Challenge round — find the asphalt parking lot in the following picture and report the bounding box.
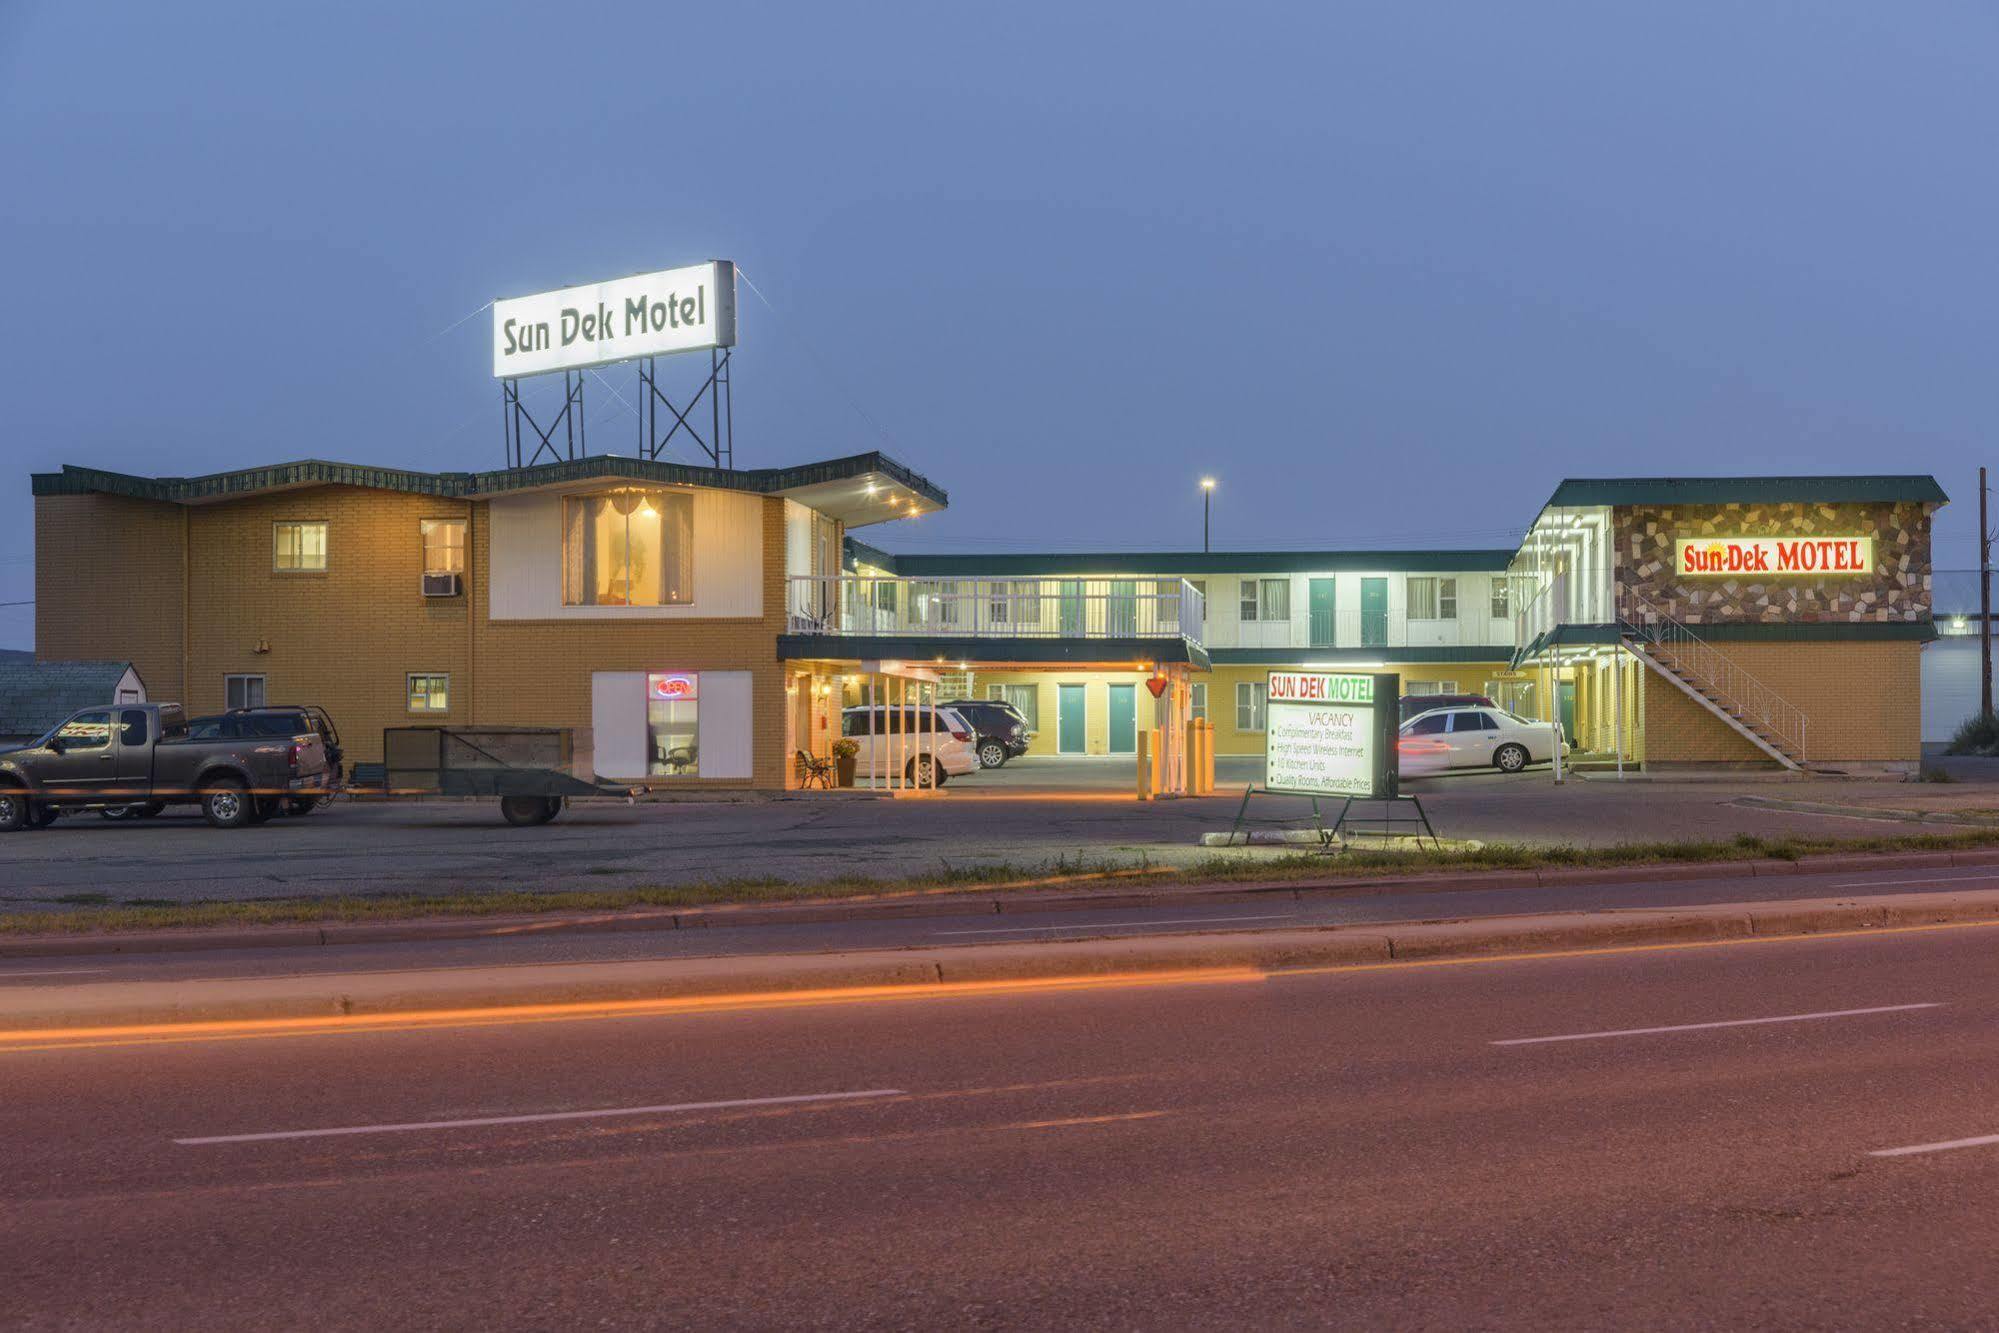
[0,763,1954,912]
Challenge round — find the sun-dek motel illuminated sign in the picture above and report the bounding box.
[1675,536,1874,577]
[493,261,737,378]
[1264,671,1399,800]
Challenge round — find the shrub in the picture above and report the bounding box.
[1946,712,1999,756]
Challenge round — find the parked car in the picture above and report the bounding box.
[182,705,345,814]
[1398,692,1497,724]
[1397,706,1567,776]
[0,703,333,831]
[840,705,980,786]
[940,699,1032,769]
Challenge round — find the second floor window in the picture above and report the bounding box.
[421,518,466,575]
[1240,579,1289,622]
[1490,579,1510,619]
[1187,579,1207,624]
[1408,576,1458,620]
[274,521,328,572]
[561,489,693,607]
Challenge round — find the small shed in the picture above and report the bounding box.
[0,660,148,744]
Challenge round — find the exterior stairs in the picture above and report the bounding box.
[1620,591,1808,771]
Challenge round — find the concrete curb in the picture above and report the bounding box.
[9,845,1999,961]
[9,888,1999,1032]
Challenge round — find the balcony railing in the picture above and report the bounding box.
[787,576,1206,645]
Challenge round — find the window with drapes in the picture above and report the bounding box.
[561,489,694,606]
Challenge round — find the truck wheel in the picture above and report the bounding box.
[0,789,25,833]
[500,795,559,827]
[202,780,256,829]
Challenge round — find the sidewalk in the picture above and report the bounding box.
[8,886,1999,1035]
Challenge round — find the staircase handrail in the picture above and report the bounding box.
[1619,588,1809,764]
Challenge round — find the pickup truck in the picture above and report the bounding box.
[0,703,333,831]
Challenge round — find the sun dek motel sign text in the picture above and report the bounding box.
[492,261,737,378]
[1264,670,1399,800]
[1676,536,1874,577]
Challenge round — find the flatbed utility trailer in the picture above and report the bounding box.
[359,726,640,825]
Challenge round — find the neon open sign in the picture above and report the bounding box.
[647,673,698,701]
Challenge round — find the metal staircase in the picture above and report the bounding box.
[1619,590,1809,770]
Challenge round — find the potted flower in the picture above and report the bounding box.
[831,737,859,787]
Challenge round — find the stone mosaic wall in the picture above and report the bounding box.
[1615,501,1934,624]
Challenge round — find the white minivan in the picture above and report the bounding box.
[840,705,981,787]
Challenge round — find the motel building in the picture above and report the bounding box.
[30,456,1944,793]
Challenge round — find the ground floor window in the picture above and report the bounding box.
[647,672,700,776]
[225,674,266,710]
[407,673,450,713]
[1405,679,1458,696]
[988,683,1039,733]
[1191,682,1207,721]
[1235,681,1266,732]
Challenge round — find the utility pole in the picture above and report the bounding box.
[1983,466,1993,718]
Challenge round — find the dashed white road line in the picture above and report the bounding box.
[933,914,1296,937]
[1492,1002,1942,1046]
[1871,1132,1999,1159]
[174,1088,906,1146]
[1829,873,1999,889]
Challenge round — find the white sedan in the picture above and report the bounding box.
[1397,706,1568,776]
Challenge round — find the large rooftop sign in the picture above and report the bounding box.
[1676,536,1874,577]
[492,261,737,378]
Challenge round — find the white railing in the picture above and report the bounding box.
[1620,588,1809,764]
[787,575,1206,645]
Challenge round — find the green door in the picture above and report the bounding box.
[1556,680,1577,748]
[1059,581,1087,637]
[1057,684,1087,754]
[1309,578,1337,648]
[1361,577,1388,648]
[1107,683,1137,754]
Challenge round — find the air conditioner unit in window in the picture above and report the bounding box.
[421,572,463,597]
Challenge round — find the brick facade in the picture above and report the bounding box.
[34,483,807,786]
[1616,501,1933,625]
[1640,639,1922,766]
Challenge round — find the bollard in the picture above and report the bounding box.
[1136,729,1153,801]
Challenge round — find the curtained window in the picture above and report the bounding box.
[562,489,693,606]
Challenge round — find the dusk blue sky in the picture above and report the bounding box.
[4,2,1995,649]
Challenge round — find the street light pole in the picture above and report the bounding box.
[1200,477,1215,553]
[1983,466,1992,718]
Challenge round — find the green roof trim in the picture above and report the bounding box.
[777,635,1209,670]
[843,541,1513,577]
[1539,475,1948,512]
[32,451,948,510]
[1207,647,1514,666]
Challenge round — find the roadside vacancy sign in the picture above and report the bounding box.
[1264,671,1399,799]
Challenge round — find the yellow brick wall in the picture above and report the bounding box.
[38,484,799,785]
[35,493,188,700]
[971,670,1157,756]
[184,487,473,752]
[1641,639,1922,765]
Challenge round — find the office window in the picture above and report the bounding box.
[1191,682,1207,721]
[1490,579,1510,620]
[1235,680,1267,732]
[560,489,693,606]
[407,673,450,714]
[273,521,328,572]
[225,674,266,710]
[421,518,467,575]
[1405,680,1458,696]
[1241,579,1288,622]
[987,683,1039,732]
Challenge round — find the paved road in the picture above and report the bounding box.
[10,922,1999,1326]
[0,769,1947,911]
[6,856,1999,987]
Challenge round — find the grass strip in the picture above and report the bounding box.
[9,828,1999,936]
